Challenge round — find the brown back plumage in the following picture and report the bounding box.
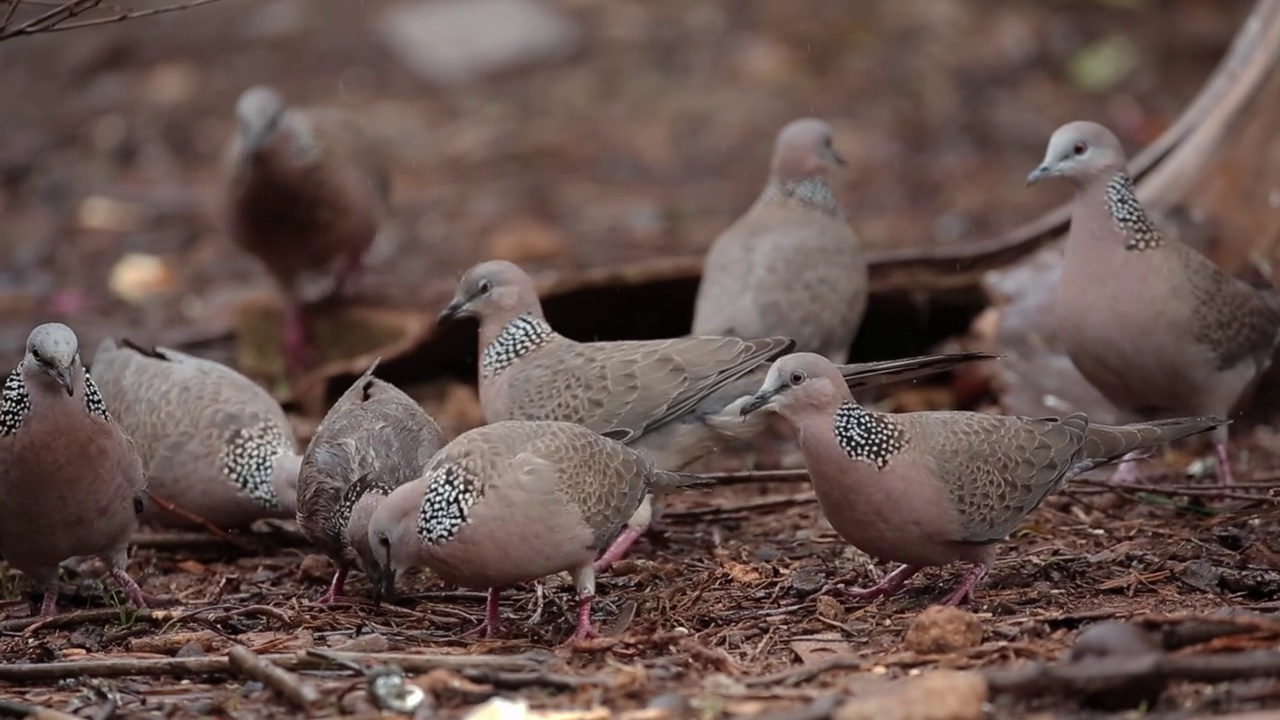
[296,360,445,561]
[225,86,389,304]
[91,337,300,528]
[692,118,867,363]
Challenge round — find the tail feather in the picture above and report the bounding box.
[119,337,169,361]
[1081,415,1229,468]
[838,352,998,391]
[650,470,715,493]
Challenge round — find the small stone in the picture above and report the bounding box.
[297,554,332,582]
[834,670,988,720]
[377,0,581,86]
[755,545,780,562]
[1067,621,1165,710]
[814,595,844,622]
[903,605,983,654]
[109,253,177,305]
[175,641,206,658]
[789,566,827,597]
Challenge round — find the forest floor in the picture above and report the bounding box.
[2,0,1279,718]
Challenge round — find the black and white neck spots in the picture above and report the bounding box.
[1104,174,1163,252]
[0,366,29,437]
[221,422,294,509]
[763,177,843,218]
[335,474,393,549]
[83,372,111,422]
[481,314,554,378]
[832,401,906,470]
[417,463,483,545]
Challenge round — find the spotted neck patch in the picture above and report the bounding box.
[481,313,554,378]
[832,401,906,470]
[220,422,294,509]
[762,177,843,218]
[416,462,484,545]
[83,371,111,422]
[1104,173,1163,252]
[0,365,29,437]
[335,474,393,549]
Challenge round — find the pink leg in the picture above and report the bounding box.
[110,568,150,608]
[563,594,600,646]
[1107,450,1146,485]
[462,587,505,639]
[939,564,988,606]
[593,526,643,573]
[1215,440,1236,486]
[283,303,312,373]
[39,589,58,617]
[845,564,921,602]
[318,567,348,604]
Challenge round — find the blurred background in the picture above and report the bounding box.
[0,0,1260,431]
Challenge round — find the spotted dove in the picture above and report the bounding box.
[439,260,992,569]
[0,324,149,616]
[1028,120,1280,486]
[741,352,1227,606]
[296,359,445,603]
[224,84,390,373]
[366,419,709,644]
[92,338,302,529]
[692,118,867,363]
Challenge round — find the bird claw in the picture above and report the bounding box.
[842,564,920,603]
[594,526,643,573]
[316,568,348,604]
[562,594,600,647]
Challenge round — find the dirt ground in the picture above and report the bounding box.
[3,0,1280,718]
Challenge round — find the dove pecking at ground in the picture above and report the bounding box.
[296,359,445,603]
[365,419,710,644]
[224,84,391,373]
[1028,120,1280,486]
[92,338,303,530]
[439,259,994,570]
[0,324,150,616]
[692,117,868,363]
[740,352,1227,606]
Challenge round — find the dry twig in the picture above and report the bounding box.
[0,649,550,683]
[0,0,227,41]
[227,645,322,711]
[984,649,1280,697]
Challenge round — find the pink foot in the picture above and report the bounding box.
[39,589,58,617]
[593,526,643,573]
[844,564,921,602]
[462,587,505,639]
[283,304,313,373]
[939,565,988,606]
[1215,441,1236,486]
[317,567,348,604]
[563,594,600,646]
[1108,450,1146,485]
[110,568,150,608]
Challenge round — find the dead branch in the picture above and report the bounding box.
[0,699,81,720]
[0,607,181,634]
[666,493,817,519]
[0,0,227,41]
[0,649,549,683]
[743,657,867,688]
[144,492,255,550]
[303,649,547,674]
[1077,478,1280,503]
[701,469,812,485]
[227,645,322,711]
[983,649,1280,697]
